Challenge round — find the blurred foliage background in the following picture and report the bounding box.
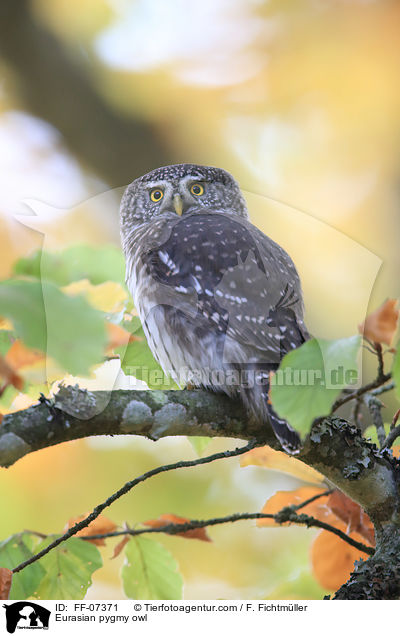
[0,0,399,599]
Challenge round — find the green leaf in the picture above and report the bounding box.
[393,347,400,402]
[0,534,45,599]
[33,537,102,600]
[0,279,107,375]
[118,327,178,390]
[122,536,183,600]
[188,436,212,456]
[14,245,126,287]
[270,336,361,437]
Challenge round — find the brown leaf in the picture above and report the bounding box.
[111,535,130,559]
[358,298,399,346]
[0,568,12,600]
[327,490,375,545]
[258,486,328,527]
[311,528,366,591]
[0,355,24,392]
[143,514,212,542]
[64,514,117,546]
[241,446,324,484]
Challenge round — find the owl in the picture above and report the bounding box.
[120,164,309,452]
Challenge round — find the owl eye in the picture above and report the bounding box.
[190,183,204,196]
[150,188,164,202]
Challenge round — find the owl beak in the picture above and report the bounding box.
[173,194,183,216]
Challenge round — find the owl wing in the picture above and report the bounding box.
[142,211,309,366]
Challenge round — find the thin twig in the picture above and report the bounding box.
[74,508,374,556]
[22,529,47,539]
[12,440,257,574]
[331,372,391,413]
[375,343,385,380]
[351,398,363,428]
[381,409,400,448]
[382,426,400,450]
[371,381,394,397]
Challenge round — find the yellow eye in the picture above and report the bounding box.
[190,183,204,196]
[150,188,164,202]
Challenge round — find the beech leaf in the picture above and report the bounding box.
[122,536,183,600]
[64,515,117,546]
[358,299,399,346]
[270,336,361,436]
[143,514,212,542]
[0,568,12,600]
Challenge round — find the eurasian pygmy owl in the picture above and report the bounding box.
[120,164,309,451]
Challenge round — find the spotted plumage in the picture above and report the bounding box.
[120,164,309,451]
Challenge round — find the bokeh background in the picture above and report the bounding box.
[0,0,399,599]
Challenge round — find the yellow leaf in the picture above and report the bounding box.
[62,279,128,313]
[0,318,13,330]
[241,446,324,484]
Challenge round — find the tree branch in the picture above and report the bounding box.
[1,385,398,527]
[61,509,375,556]
[365,395,385,448]
[330,372,392,413]
[12,439,257,574]
[0,385,275,470]
[3,383,399,598]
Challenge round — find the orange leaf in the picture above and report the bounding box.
[106,323,141,351]
[111,535,130,559]
[106,323,130,351]
[0,355,23,391]
[258,486,328,527]
[241,446,324,484]
[64,514,117,546]
[311,528,366,591]
[327,490,375,545]
[5,340,45,370]
[358,298,399,346]
[143,514,212,542]
[0,568,12,600]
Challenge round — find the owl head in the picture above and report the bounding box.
[120,163,249,232]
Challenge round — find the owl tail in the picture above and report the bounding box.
[239,371,301,453]
[265,401,301,454]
